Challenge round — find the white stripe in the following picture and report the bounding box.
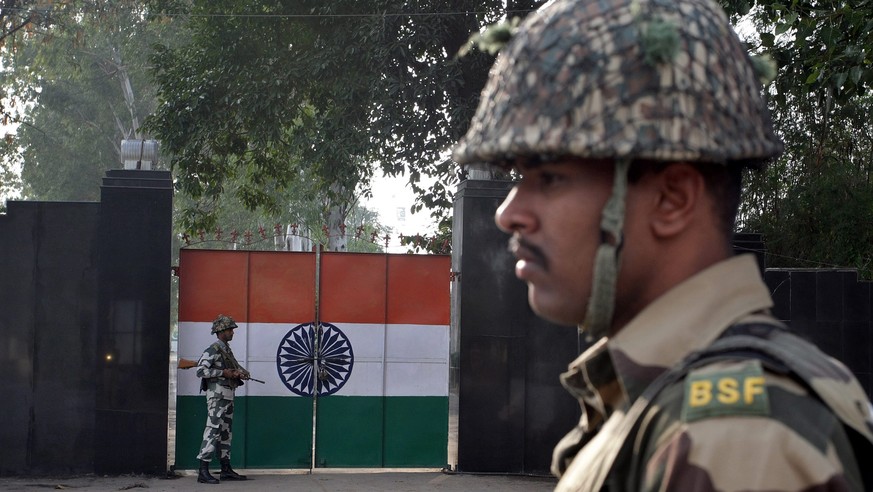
[384,324,449,397]
[177,322,448,397]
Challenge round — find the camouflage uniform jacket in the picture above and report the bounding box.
[196,339,243,394]
[553,254,873,491]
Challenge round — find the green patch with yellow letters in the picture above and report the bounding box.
[681,360,770,423]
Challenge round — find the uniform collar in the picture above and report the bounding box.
[561,254,774,421]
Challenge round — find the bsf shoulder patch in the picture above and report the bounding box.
[681,360,770,423]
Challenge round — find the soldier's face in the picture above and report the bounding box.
[220,328,235,341]
[495,159,615,326]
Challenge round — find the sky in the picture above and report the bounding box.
[361,173,439,254]
[0,119,20,203]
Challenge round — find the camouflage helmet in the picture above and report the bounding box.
[452,0,783,167]
[211,314,238,334]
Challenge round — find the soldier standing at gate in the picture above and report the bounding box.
[195,314,249,484]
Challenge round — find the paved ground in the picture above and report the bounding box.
[0,470,557,491]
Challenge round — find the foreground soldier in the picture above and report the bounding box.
[453,0,873,490]
[195,314,248,484]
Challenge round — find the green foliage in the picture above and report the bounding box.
[458,16,521,56]
[749,53,778,85]
[0,1,53,46]
[721,0,873,105]
[1,0,391,251]
[640,17,680,66]
[723,0,873,278]
[0,0,180,201]
[399,217,452,254]
[739,93,873,279]
[175,174,388,253]
[145,0,545,237]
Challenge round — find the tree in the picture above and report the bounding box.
[144,0,544,250]
[0,1,393,254]
[0,1,53,47]
[739,93,873,278]
[0,0,181,201]
[721,0,873,278]
[0,0,56,201]
[175,170,388,253]
[720,0,873,104]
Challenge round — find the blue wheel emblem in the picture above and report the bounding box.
[276,322,354,396]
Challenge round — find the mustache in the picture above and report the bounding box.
[508,236,548,270]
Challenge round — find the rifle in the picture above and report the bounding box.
[217,345,266,384]
[233,366,265,384]
[178,356,265,383]
[243,374,266,384]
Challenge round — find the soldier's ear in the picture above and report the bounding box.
[648,162,704,239]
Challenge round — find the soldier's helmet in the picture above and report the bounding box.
[211,314,238,334]
[452,0,783,168]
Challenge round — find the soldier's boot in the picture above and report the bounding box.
[220,458,247,480]
[197,460,219,484]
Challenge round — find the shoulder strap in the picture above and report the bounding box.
[709,323,873,441]
[215,343,242,371]
[594,322,873,491]
[703,322,873,490]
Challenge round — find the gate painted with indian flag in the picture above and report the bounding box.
[174,249,451,469]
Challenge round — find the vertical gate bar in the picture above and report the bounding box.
[310,245,321,472]
[380,254,389,466]
[243,251,251,469]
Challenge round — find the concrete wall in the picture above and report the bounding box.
[765,269,872,396]
[0,201,100,475]
[2,171,870,477]
[94,170,173,475]
[0,170,172,477]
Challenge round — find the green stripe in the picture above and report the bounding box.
[245,397,314,467]
[383,397,449,467]
[175,396,447,469]
[314,396,384,467]
[175,396,313,470]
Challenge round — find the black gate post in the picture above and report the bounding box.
[450,178,581,475]
[94,169,173,475]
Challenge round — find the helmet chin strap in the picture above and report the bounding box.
[580,157,631,341]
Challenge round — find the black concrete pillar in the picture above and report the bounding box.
[450,179,581,475]
[94,170,173,475]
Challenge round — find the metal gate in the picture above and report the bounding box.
[174,249,451,470]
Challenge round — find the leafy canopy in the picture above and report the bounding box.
[144,0,544,236]
[0,0,180,201]
[723,0,873,278]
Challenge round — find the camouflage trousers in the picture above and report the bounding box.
[196,383,235,462]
